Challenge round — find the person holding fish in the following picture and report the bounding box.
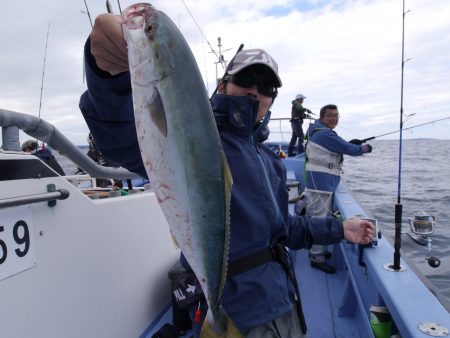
[79,6,375,338]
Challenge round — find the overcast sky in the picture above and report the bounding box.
[1,0,449,145]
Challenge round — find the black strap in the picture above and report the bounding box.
[227,247,275,277]
[227,244,307,333]
[272,244,307,334]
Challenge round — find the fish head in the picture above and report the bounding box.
[122,3,176,86]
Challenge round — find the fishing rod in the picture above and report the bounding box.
[38,22,51,120]
[82,0,93,28]
[106,0,122,15]
[106,0,113,14]
[392,0,409,271]
[34,22,52,151]
[349,116,450,144]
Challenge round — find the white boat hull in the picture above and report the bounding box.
[0,154,179,338]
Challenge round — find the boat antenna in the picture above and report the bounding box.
[82,0,93,28]
[213,37,232,85]
[210,43,244,98]
[38,22,51,120]
[392,0,411,271]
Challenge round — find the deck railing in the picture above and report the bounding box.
[267,117,314,144]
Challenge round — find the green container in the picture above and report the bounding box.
[370,306,392,338]
[370,321,392,338]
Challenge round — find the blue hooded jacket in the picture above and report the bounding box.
[305,120,365,193]
[79,38,344,332]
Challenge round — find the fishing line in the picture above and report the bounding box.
[336,122,358,139]
[179,0,219,60]
[178,0,236,96]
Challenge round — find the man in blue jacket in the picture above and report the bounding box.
[79,13,375,338]
[305,104,373,274]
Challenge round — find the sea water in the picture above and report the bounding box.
[343,139,450,306]
[56,139,450,307]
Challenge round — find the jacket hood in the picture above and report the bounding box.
[306,119,328,135]
[210,94,270,142]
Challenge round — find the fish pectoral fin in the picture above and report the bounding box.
[148,87,167,137]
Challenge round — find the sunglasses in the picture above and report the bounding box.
[225,72,278,98]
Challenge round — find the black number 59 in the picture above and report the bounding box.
[0,221,31,264]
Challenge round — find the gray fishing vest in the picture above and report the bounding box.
[305,141,343,176]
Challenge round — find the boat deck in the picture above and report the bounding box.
[295,246,362,338]
[142,243,363,338]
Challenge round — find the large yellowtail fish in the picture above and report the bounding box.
[122,3,240,337]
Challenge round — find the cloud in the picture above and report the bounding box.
[1,0,449,146]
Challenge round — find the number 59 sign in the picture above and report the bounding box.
[0,206,37,281]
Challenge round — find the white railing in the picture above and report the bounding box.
[268,117,315,144]
[267,117,291,143]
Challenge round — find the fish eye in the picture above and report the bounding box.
[145,24,153,34]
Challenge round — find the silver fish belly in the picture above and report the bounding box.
[122,3,239,336]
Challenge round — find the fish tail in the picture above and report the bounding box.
[200,310,243,338]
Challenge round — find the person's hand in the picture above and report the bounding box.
[349,139,363,145]
[362,144,373,153]
[343,218,375,245]
[90,13,129,75]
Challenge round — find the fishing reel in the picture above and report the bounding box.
[405,211,441,268]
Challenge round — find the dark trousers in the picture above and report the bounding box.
[288,120,304,156]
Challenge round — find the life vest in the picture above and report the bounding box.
[305,128,343,177]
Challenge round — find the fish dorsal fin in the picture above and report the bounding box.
[149,88,168,137]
